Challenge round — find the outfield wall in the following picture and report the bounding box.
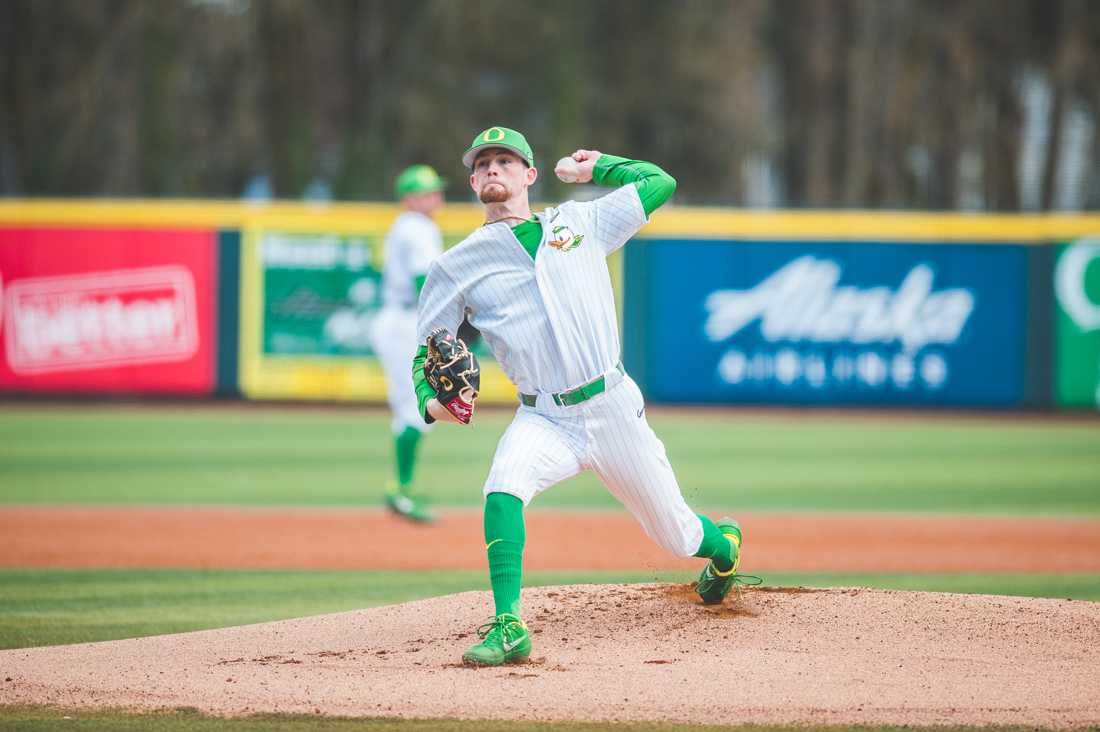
[1,200,1098,409]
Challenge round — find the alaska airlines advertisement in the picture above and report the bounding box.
[628,240,1028,406]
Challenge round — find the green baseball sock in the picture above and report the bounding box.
[484,492,525,617]
[694,514,735,572]
[394,426,422,492]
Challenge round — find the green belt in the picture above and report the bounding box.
[520,362,625,408]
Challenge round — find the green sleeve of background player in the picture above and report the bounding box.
[412,344,436,424]
[592,154,676,215]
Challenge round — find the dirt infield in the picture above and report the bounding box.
[3,506,1100,573]
[2,584,1099,728]
[4,507,1100,727]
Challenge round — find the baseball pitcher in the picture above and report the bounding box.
[374,164,446,523]
[414,127,748,666]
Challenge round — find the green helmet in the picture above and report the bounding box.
[462,126,534,169]
[394,164,446,200]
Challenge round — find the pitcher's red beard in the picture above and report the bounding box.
[479,181,509,204]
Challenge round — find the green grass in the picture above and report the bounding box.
[1,405,1098,514]
[1,568,1096,650]
[0,706,1050,732]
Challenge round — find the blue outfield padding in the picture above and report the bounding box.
[625,239,1029,407]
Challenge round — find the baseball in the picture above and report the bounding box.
[555,156,581,183]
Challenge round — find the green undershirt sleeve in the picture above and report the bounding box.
[412,344,436,424]
[413,274,427,296]
[592,154,676,215]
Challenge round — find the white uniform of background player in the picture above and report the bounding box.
[374,164,445,522]
[376,212,443,429]
[416,127,743,665]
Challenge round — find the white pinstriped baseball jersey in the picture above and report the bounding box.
[417,184,642,394]
[416,182,704,557]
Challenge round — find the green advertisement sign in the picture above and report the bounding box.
[260,232,381,356]
[240,227,515,403]
[1054,239,1100,409]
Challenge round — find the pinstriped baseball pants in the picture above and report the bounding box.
[483,375,703,557]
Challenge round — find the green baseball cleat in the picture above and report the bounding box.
[696,517,744,604]
[383,491,435,524]
[461,613,531,666]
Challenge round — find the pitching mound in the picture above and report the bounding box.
[2,584,1098,728]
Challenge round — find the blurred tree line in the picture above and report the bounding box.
[2,0,1098,209]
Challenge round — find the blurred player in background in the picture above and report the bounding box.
[373,165,446,523]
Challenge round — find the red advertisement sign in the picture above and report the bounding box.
[0,228,217,394]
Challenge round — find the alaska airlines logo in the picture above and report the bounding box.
[704,256,974,353]
[547,224,584,252]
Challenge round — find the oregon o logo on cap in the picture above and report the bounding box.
[482,127,506,142]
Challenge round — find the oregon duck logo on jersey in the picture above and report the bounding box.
[548,224,584,252]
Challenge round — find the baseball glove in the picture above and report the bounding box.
[424,327,480,424]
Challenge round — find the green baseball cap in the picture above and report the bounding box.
[394,164,446,200]
[462,126,534,169]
